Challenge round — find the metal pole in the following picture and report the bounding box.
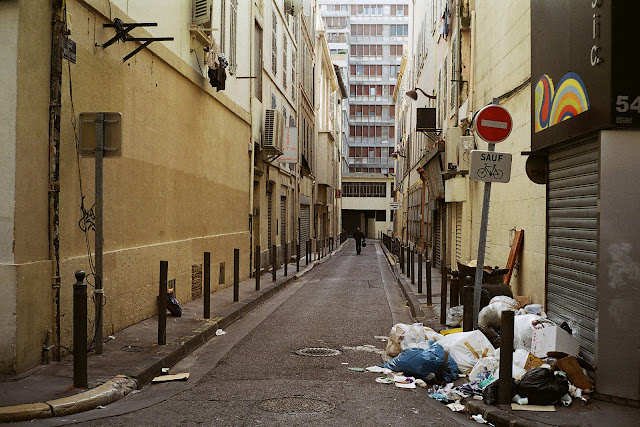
[473,143,496,328]
[440,199,448,325]
[451,276,459,307]
[418,252,423,294]
[406,244,410,277]
[233,248,239,302]
[158,260,167,345]
[284,242,288,277]
[498,310,515,404]
[463,284,474,331]
[94,113,104,354]
[426,257,432,305]
[272,244,277,282]
[296,241,300,272]
[306,240,309,265]
[204,252,210,318]
[255,245,261,291]
[410,246,415,284]
[73,271,88,388]
[400,244,405,274]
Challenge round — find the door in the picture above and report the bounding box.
[300,204,310,258]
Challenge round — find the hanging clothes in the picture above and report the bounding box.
[206,41,228,91]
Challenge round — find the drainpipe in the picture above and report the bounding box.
[467,10,476,259]
[48,0,65,362]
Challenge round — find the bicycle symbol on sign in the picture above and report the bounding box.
[477,163,503,180]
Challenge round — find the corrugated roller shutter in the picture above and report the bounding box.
[280,196,287,264]
[455,203,463,264]
[434,210,441,269]
[267,189,273,265]
[547,138,599,366]
[300,205,310,258]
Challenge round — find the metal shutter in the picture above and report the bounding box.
[280,196,287,264]
[433,209,441,269]
[455,203,463,264]
[547,138,599,366]
[300,205,310,258]
[267,188,273,265]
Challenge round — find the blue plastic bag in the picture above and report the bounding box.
[380,343,458,382]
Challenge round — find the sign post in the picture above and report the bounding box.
[470,102,513,328]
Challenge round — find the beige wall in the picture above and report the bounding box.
[4,0,252,373]
[472,0,545,304]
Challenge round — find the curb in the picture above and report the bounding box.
[379,244,425,323]
[0,245,345,423]
[464,398,554,427]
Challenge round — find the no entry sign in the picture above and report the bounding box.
[474,105,513,143]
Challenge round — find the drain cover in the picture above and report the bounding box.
[259,396,335,414]
[294,347,342,357]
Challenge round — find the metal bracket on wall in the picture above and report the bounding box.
[98,18,174,62]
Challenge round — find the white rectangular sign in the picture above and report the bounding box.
[469,150,512,183]
[390,202,400,210]
[277,127,298,163]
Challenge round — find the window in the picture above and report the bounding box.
[229,0,237,73]
[390,24,408,36]
[341,182,387,197]
[272,12,277,75]
[291,51,296,97]
[220,0,226,55]
[283,34,288,89]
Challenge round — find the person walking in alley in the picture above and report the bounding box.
[353,227,365,255]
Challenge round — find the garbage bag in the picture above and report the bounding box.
[482,378,517,405]
[513,314,554,351]
[479,302,518,330]
[480,283,513,310]
[380,343,459,382]
[386,323,444,357]
[438,330,495,374]
[446,305,464,327]
[469,356,500,381]
[478,326,501,349]
[400,323,432,351]
[167,292,182,317]
[515,367,569,405]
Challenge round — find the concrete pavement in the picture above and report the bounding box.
[0,242,345,423]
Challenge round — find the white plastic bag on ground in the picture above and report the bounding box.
[468,356,500,381]
[438,330,495,374]
[386,323,443,357]
[478,302,518,329]
[400,323,432,351]
[513,314,555,351]
[424,328,444,342]
[385,323,410,357]
[491,348,528,380]
[489,296,519,309]
[446,305,464,327]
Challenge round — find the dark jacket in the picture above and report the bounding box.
[353,230,365,243]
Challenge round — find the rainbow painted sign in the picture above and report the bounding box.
[534,72,590,133]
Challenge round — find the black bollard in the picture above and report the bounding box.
[296,241,300,272]
[451,276,459,308]
[272,244,277,282]
[498,310,515,404]
[410,247,415,284]
[284,242,288,277]
[158,260,168,345]
[463,284,474,331]
[418,252,423,294]
[233,248,239,302]
[255,245,261,291]
[204,252,211,318]
[426,258,433,305]
[400,245,405,274]
[73,271,88,388]
[406,245,411,277]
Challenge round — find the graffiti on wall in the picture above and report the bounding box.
[534,72,590,133]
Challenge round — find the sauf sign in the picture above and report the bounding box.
[469,150,512,183]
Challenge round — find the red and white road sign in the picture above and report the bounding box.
[474,105,513,143]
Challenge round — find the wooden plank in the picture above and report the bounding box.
[504,230,524,285]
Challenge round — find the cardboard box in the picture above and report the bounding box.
[531,326,580,358]
[556,356,594,390]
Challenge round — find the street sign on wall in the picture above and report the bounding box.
[474,105,513,143]
[277,127,298,164]
[390,202,400,210]
[469,150,512,183]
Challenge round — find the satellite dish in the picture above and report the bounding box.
[285,0,303,15]
[525,155,547,184]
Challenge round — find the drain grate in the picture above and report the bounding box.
[259,396,335,414]
[120,345,149,353]
[293,347,342,357]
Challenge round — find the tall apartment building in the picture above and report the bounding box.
[320,1,408,237]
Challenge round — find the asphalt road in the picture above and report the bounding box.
[41,241,476,426]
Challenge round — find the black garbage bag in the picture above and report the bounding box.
[167,292,182,317]
[479,325,501,349]
[515,367,569,405]
[482,378,517,405]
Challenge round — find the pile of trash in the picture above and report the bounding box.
[368,297,593,412]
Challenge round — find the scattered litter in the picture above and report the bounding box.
[366,365,390,373]
[341,362,349,365]
[471,414,488,423]
[512,394,528,405]
[446,305,464,327]
[395,381,416,389]
[96,405,106,409]
[473,395,483,400]
[375,376,395,384]
[215,329,226,336]
[410,408,419,414]
[511,403,556,412]
[161,367,170,374]
[152,373,190,383]
[429,393,449,403]
[343,344,385,355]
[415,379,428,388]
[108,335,116,340]
[348,367,365,372]
[560,394,572,406]
[374,335,388,342]
[446,402,466,412]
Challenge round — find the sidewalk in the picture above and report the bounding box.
[0,243,345,423]
[380,243,640,427]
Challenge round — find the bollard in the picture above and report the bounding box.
[73,271,88,388]
[418,252,423,294]
[272,244,277,282]
[158,260,168,345]
[296,241,300,272]
[426,258,433,305]
[400,245,405,274]
[306,240,310,265]
[463,284,474,331]
[450,276,459,308]
[440,271,448,325]
[255,245,261,291]
[204,252,211,319]
[406,245,411,277]
[233,248,239,302]
[498,310,515,404]
[410,247,415,284]
[284,242,288,277]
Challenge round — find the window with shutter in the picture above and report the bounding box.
[192,0,212,26]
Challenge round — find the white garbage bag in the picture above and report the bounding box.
[438,330,496,374]
[513,314,554,351]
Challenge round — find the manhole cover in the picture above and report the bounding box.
[259,397,335,414]
[293,347,342,357]
[120,345,148,353]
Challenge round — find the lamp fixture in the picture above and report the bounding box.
[390,151,406,159]
[405,87,437,102]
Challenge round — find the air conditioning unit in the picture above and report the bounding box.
[284,0,303,15]
[192,0,212,25]
[263,109,284,152]
[457,136,475,171]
